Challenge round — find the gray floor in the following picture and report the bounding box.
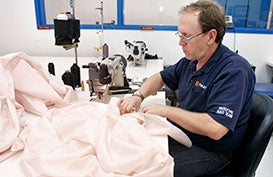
[256,135,273,177]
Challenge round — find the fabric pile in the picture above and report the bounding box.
[0,52,191,177]
[0,52,77,162]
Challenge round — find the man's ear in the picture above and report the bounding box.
[207,29,217,45]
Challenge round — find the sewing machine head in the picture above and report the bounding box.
[125,40,148,66]
[82,54,131,101]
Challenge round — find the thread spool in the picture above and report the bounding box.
[48,62,55,75]
[62,70,75,89]
[81,80,85,91]
[70,63,81,87]
[103,43,109,59]
[56,12,68,20]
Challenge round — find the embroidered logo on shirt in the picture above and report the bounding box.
[195,80,207,90]
[216,106,234,118]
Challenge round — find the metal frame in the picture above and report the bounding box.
[34,0,273,33]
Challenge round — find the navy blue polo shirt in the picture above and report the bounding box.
[160,44,255,153]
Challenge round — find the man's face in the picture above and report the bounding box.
[177,11,209,61]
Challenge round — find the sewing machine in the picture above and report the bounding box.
[82,54,131,101]
[124,40,148,66]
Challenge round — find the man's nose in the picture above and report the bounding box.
[179,38,187,46]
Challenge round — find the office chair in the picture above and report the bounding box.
[254,83,273,98]
[200,94,273,177]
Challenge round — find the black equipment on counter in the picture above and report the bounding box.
[54,19,80,46]
[48,62,55,75]
[62,70,75,89]
[70,63,81,87]
[98,63,112,85]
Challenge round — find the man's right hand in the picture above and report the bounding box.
[118,96,142,115]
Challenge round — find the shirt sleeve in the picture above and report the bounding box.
[160,58,186,91]
[207,65,254,131]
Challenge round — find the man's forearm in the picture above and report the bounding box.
[138,73,164,99]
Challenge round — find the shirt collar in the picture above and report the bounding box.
[189,43,226,74]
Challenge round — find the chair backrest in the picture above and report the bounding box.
[232,94,273,177]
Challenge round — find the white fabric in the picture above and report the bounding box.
[0,52,192,177]
[0,52,77,116]
[20,100,175,177]
[0,52,77,161]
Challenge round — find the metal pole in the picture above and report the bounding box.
[267,0,273,29]
[70,0,75,16]
[95,1,104,31]
[74,44,78,65]
[101,1,104,31]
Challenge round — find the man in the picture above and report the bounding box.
[118,0,255,176]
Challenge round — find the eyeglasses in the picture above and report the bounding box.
[175,31,204,43]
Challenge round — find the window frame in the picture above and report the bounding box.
[34,0,273,34]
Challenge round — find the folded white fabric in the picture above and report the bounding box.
[124,112,192,148]
[0,52,77,163]
[0,52,77,116]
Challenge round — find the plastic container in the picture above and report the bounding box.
[57,12,68,20]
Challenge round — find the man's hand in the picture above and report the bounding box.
[118,96,142,115]
[141,104,167,117]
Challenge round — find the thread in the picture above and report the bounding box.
[103,43,109,59]
[70,63,81,87]
[93,30,104,52]
[62,70,75,89]
[48,62,55,75]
